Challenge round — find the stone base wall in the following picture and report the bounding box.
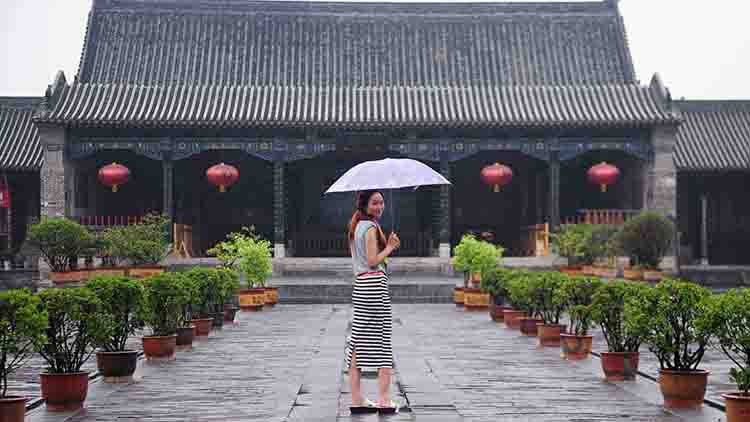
[0,270,40,291]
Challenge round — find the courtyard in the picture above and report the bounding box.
[20,302,728,422]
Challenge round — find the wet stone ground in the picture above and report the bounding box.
[22,303,729,421]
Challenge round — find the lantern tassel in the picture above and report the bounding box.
[220,185,226,193]
[493,184,500,193]
[112,185,118,193]
[601,184,607,193]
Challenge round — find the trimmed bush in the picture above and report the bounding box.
[555,276,603,336]
[86,276,144,352]
[710,289,750,395]
[616,212,675,269]
[591,280,649,353]
[140,273,188,337]
[0,289,47,397]
[27,218,94,272]
[209,228,272,288]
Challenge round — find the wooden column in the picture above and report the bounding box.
[162,159,174,240]
[548,153,561,230]
[273,160,286,258]
[700,194,709,265]
[438,158,452,258]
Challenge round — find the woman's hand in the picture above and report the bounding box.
[387,232,401,250]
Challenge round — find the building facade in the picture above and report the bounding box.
[0,0,688,262]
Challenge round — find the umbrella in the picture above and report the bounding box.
[324,158,451,232]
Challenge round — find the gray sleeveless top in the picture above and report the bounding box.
[352,220,386,276]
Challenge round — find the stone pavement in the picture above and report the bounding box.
[26,304,726,422]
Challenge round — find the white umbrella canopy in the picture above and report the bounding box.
[324,158,451,194]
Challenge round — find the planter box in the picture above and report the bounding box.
[265,287,279,306]
[596,267,618,279]
[239,289,266,311]
[126,267,166,279]
[643,270,665,283]
[463,288,489,310]
[559,266,584,277]
[49,270,91,285]
[623,269,644,281]
[453,287,465,307]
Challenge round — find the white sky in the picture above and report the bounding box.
[1,0,749,99]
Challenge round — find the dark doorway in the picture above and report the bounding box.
[174,151,272,256]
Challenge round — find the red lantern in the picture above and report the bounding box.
[98,163,130,192]
[587,162,620,193]
[480,163,513,192]
[206,163,239,193]
[0,185,10,209]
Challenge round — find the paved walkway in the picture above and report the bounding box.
[27,305,726,422]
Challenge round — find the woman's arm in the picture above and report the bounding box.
[366,227,393,268]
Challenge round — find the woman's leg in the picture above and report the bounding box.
[349,351,362,405]
[377,367,392,406]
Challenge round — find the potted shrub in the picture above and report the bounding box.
[36,288,109,411]
[532,272,568,346]
[218,268,241,323]
[183,268,219,336]
[550,224,592,276]
[463,239,503,310]
[140,273,187,361]
[0,289,47,421]
[210,229,273,311]
[586,225,620,278]
[103,214,171,279]
[555,276,602,359]
[86,276,144,383]
[508,272,540,334]
[710,289,750,421]
[626,279,714,409]
[590,280,647,381]
[615,212,675,282]
[27,218,95,284]
[451,235,474,305]
[175,274,198,350]
[502,270,529,328]
[480,267,512,322]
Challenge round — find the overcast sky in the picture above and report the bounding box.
[1,0,749,99]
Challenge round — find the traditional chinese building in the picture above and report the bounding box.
[27,0,684,260]
[674,101,750,268]
[0,98,42,266]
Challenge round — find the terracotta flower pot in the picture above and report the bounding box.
[538,324,564,347]
[489,298,508,322]
[453,287,465,307]
[503,310,525,329]
[600,352,640,381]
[0,396,27,422]
[190,318,214,337]
[176,325,195,348]
[463,288,490,310]
[96,350,138,383]
[142,335,177,361]
[265,287,279,306]
[224,306,238,323]
[658,369,709,409]
[560,334,593,359]
[597,267,618,279]
[239,289,266,311]
[519,317,542,336]
[40,372,89,412]
[723,392,750,422]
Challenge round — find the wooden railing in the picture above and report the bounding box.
[519,223,550,257]
[563,209,640,226]
[76,215,146,228]
[294,231,433,257]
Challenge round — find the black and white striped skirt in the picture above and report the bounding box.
[345,271,393,370]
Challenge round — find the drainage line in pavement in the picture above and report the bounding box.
[25,351,146,413]
[589,351,726,412]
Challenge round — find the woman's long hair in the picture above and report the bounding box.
[347,190,387,252]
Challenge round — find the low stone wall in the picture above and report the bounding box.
[0,269,40,291]
[680,266,750,287]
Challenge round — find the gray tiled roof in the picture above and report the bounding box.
[77,0,636,86]
[674,101,750,171]
[0,98,43,171]
[39,83,676,128]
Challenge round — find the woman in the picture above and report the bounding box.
[345,190,401,414]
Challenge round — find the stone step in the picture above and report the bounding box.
[270,275,459,304]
